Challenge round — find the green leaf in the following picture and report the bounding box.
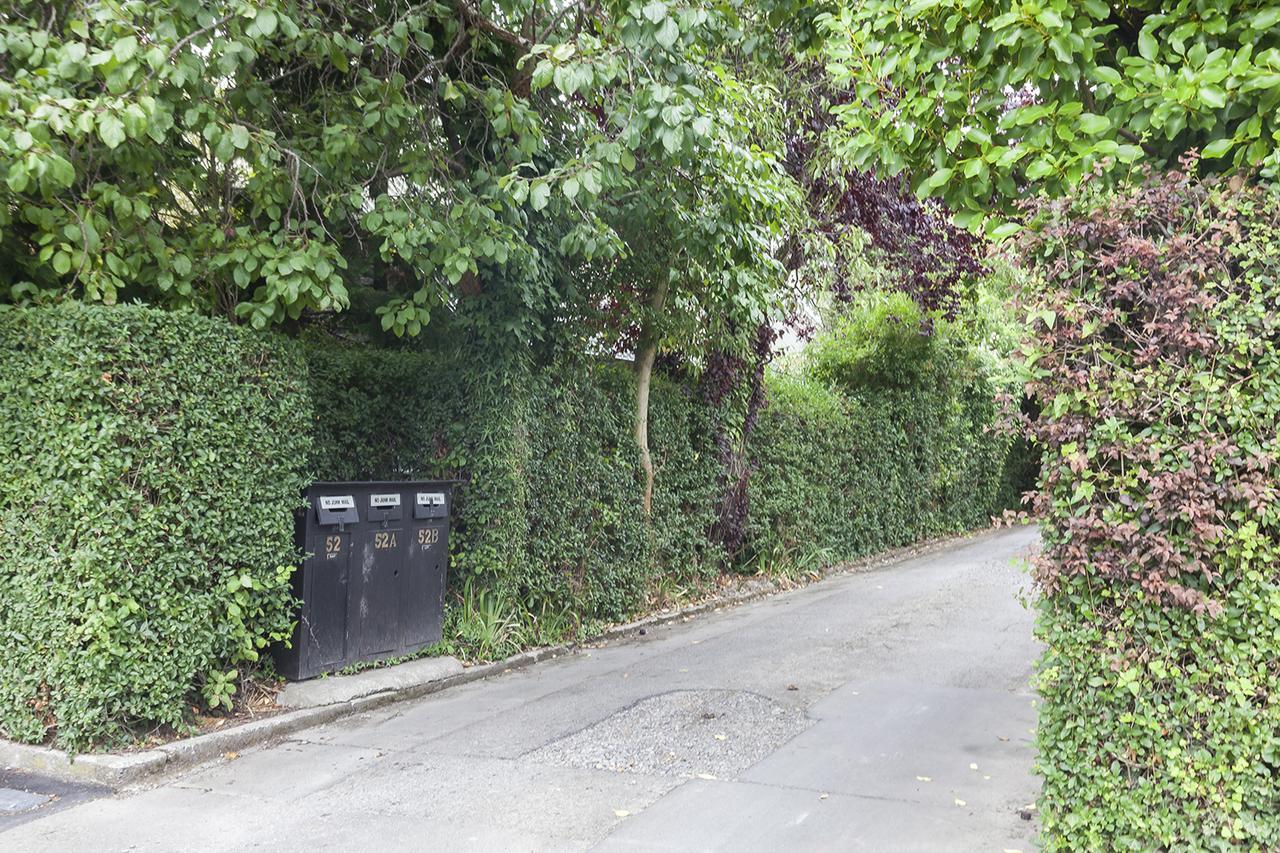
[1025,157,1055,179]
[655,17,679,48]
[1201,138,1234,159]
[1138,30,1157,61]
[1198,86,1226,110]
[1077,113,1111,135]
[920,166,953,192]
[1115,143,1143,162]
[112,35,137,63]
[254,9,278,37]
[530,181,550,211]
[987,220,1022,240]
[1090,66,1122,86]
[98,114,126,149]
[1036,10,1063,29]
[230,124,251,150]
[1250,8,1280,30]
[642,1,668,23]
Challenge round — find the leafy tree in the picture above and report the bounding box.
[526,8,804,511]
[0,0,816,513]
[818,0,1280,228]
[0,0,560,330]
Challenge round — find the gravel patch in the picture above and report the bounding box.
[525,689,809,780]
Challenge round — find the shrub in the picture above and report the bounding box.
[0,303,310,749]
[806,290,949,389]
[1020,169,1280,847]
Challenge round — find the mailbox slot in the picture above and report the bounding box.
[316,495,359,527]
[368,492,403,523]
[414,491,448,520]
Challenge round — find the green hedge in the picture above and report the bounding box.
[304,343,723,627]
[0,303,310,748]
[1023,174,1280,846]
[0,302,1026,748]
[304,332,1024,633]
[747,349,1021,564]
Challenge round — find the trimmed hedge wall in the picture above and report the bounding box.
[747,291,1029,563]
[1022,174,1280,846]
[304,343,724,624]
[0,302,1025,749]
[303,334,1023,627]
[748,355,1023,564]
[0,303,310,748]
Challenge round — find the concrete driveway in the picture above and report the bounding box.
[3,526,1041,852]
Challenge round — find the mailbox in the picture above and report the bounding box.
[274,480,455,680]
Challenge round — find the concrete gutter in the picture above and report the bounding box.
[0,526,1009,789]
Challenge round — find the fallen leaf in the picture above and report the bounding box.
[819,793,829,800]
[222,751,239,760]
[696,773,717,780]
[714,734,726,741]
[955,799,967,807]
[983,775,991,781]
[786,684,798,691]
[969,763,978,770]
[915,776,932,782]
[997,735,1010,742]
[614,810,630,818]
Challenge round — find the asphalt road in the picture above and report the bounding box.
[3,526,1041,852]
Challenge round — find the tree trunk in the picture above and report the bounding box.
[633,278,670,516]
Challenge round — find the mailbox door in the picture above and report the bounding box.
[403,522,449,647]
[347,526,407,658]
[304,528,352,669]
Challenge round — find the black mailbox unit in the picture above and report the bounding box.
[274,481,453,680]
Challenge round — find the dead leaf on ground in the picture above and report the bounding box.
[915,776,931,782]
[222,751,239,760]
[954,798,967,807]
[614,810,630,818]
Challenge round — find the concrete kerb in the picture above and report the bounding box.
[0,525,1013,789]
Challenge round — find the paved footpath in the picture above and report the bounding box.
[3,526,1041,852]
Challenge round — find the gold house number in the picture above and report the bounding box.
[417,528,440,546]
[374,531,398,550]
[325,535,342,556]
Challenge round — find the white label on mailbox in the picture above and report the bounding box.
[370,493,401,508]
[319,495,355,510]
[417,492,446,506]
